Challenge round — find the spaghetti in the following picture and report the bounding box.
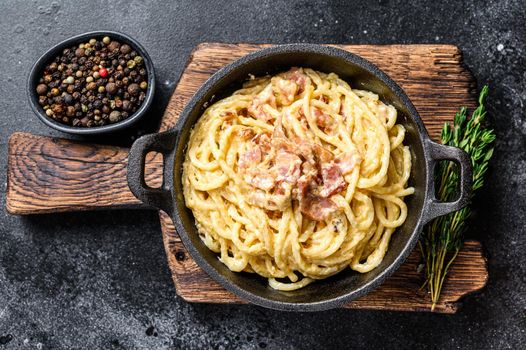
[182,68,414,291]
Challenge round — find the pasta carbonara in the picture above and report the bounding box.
[182,68,414,291]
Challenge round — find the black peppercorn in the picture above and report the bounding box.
[66,106,76,117]
[38,36,148,127]
[63,94,74,105]
[122,100,132,111]
[127,83,140,96]
[52,104,63,114]
[105,82,117,94]
[36,84,48,95]
[109,110,121,122]
[120,44,131,54]
[108,41,120,52]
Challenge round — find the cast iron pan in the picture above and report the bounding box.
[127,44,472,311]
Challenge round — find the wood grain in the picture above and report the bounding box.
[6,43,486,313]
[6,133,161,214]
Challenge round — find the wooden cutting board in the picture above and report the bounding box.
[6,43,488,313]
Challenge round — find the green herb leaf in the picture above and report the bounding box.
[419,85,495,310]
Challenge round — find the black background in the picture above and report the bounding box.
[0,0,525,349]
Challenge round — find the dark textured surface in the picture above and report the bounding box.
[0,0,524,348]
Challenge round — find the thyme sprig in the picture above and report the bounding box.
[419,86,496,310]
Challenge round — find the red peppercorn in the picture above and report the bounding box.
[99,67,108,78]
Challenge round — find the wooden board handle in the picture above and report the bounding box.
[6,132,162,214]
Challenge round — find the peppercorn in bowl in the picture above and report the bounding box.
[28,31,155,135]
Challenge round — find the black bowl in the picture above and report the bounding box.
[28,30,155,135]
[127,44,472,311]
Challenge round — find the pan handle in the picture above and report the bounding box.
[422,140,473,223]
[127,130,176,214]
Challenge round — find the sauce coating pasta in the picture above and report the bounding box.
[182,68,414,290]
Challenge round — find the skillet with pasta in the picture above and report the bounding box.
[182,68,414,291]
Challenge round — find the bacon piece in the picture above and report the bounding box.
[286,68,308,92]
[253,133,272,154]
[272,77,298,106]
[238,147,262,168]
[274,150,302,184]
[271,115,296,153]
[295,108,309,130]
[334,151,361,175]
[302,195,338,221]
[248,85,276,122]
[244,170,275,191]
[296,175,338,221]
[312,107,333,129]
[237,128,255,140]
[319,163,346,198]
[312,143,333,163]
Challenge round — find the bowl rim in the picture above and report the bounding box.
[169,44,431,311]
[27,30,156,135]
